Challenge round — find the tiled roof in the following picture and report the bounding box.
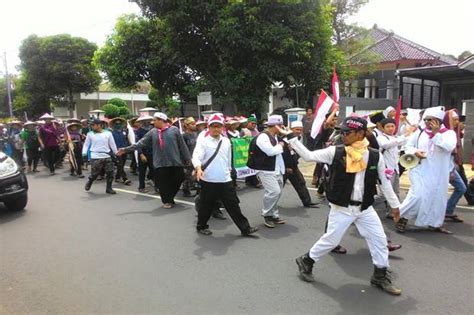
[351,25,458,65]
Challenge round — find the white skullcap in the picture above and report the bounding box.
[291,120,303,129]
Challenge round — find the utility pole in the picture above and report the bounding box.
[3,52,13,117]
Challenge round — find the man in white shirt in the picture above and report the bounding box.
[193,114,258,236]
[247,115,286,228]
[83,119,118,194]
[283,116,402,295]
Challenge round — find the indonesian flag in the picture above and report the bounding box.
[331,66,340,103]
[394,95,402,133]
[311,90,334,139]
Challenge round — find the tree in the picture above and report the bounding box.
[99,1,337,114]
[107,97,128,108]
[331,0,369,46]
[18,34,101,117]
[94,15,195,102]
[101,104,120,118]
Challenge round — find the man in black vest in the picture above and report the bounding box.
[247,115,287,228]
[282,116,402,295]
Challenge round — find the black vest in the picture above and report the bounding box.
[326,145,379,211]
[247,132,277,171]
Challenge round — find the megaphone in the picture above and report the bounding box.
[399,153,420,169]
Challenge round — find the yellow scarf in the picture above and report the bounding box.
[345,138,369,173]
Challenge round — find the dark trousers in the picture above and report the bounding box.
[245,174,259,186]
[70,148,83,175]
[197,181,250,232]
[182,166,195,192]
[138,153,154,189]
[90,158,114,181]
[458,165,474,204]
[44,147,59,173]
[155,166,185,203]
[26,148,40,169]
[283,167,312,206]
[115,154,128,181]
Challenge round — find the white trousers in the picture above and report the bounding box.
[309,205,389,268]
[257,172,283,218]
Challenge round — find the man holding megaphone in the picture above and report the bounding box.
[396,107,457,234]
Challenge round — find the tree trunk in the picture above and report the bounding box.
[67,89,75,118]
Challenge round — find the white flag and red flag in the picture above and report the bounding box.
[331,66,340,103]
[394,95,402,133]
[310,90,334,139]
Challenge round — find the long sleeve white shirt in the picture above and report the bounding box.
[82,130,118,159]
[289,137,401,209]
[377,133,407,173]
[256,133,285,175]
[192,133,232,183]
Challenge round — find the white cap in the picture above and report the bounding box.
[208,113,225,125]
[137,115,153,122]
[154,112,168,121]
[423,106,445,121]
[290,120,303,129]
[383,106,395,118]
[267,115,284,126]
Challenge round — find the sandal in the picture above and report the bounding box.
[428,226,453,234]
[396,218,408,233]
[162,203,173,209]
[445,215,464,223]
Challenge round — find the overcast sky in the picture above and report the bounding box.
[1,0,472,74]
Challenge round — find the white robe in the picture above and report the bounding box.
[400,127,456,227]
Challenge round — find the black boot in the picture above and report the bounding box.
[106,178,116,194]
[85,178,93,191]
[295,253,315,282]
[370,266,402,295]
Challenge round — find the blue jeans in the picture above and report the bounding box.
[446,169,467,215]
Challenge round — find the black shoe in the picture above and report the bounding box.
[197,228,212,236]
[264,217,275,228]
[106,179,116,194]
[85,179,93,191]
[331,245,347,254]
[212,210,226,220]
[370,266,402,295]
[304,202,319,208]
[295,253,315,282]
[183,190,195,197]
[241,226,259,236]
[272,217,286,224]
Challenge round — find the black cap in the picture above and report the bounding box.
[381,118,396,127]
[340,116,367,132]
[370,112,385,124]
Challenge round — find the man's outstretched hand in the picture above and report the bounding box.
[116,148,126,156]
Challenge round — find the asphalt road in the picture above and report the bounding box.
[1,167,473,314]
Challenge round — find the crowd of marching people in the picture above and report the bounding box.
[1,103,473,296]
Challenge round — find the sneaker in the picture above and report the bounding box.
[264,217,275,228]
[295,254,315,282]
[197,229,212,236]
[272,217,286,224]
[241,226,259,236]
[138,188,149,193]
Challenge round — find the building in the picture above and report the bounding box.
[339,24,458,117]
[398,55,474,162]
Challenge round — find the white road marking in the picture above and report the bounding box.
[114,188,196,206]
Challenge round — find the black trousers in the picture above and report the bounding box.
[70,147,83,175]
[245,174,259,186]
[115,154,128,181]
[458,165,474,204]
[155,166,185,203]
[197,181,250,232]
[44,147,59,173]
[26,148,40,169]
[283,167,312,206]
[138,153,154,189]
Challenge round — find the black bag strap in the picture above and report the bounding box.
[202,139,223,171]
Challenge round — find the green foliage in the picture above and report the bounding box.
[107,97,128,108]
[101,104,120,118]
[118,106,130,116]
[17,34,101,116]
[99,1,338,114]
